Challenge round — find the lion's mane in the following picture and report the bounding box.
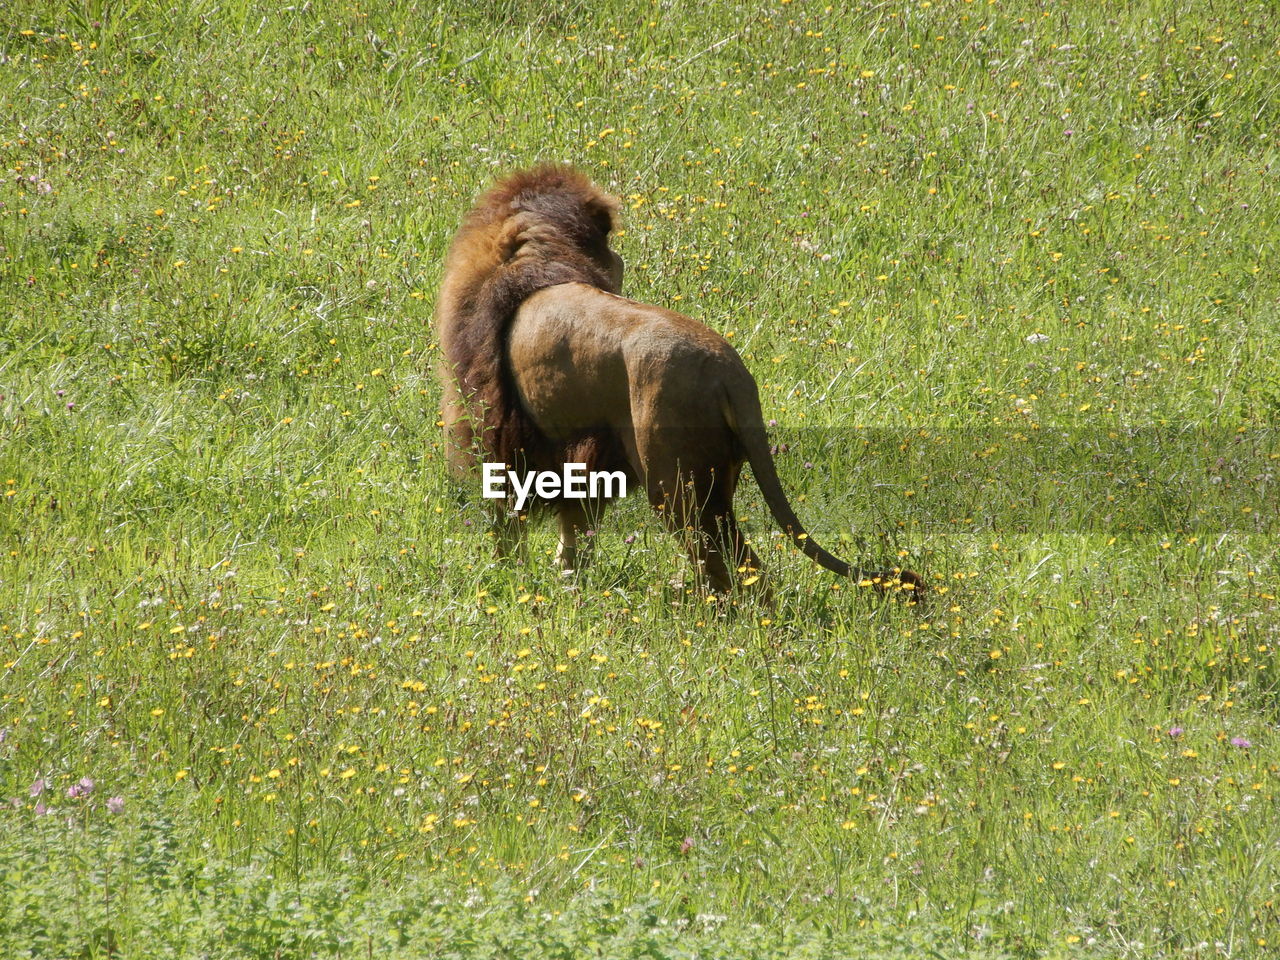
[435,165,623,479]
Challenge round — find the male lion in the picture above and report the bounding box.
[435,164,922,598]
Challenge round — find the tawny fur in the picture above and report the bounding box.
[434,164,922,597]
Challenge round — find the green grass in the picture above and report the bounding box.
[1,0,1278,956]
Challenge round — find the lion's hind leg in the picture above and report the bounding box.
[701,502,769,599]
[646,464,764,596]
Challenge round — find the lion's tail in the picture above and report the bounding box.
[724,378,922,592]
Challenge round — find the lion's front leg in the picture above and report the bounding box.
[555,500,605,573]
[439,371,481,482]
[489,504,526,563]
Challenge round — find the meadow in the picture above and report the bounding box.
[1,0,1277,956]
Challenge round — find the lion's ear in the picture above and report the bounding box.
[588,195,620,237]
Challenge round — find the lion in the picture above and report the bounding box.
[434,164,922,599]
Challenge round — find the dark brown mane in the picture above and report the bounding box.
[435,165,621,476]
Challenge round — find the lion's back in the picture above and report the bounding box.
[509,283,751,440]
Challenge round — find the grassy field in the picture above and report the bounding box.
[2,0,1278,956]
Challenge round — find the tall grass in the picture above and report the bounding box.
[1,1,1277,956]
